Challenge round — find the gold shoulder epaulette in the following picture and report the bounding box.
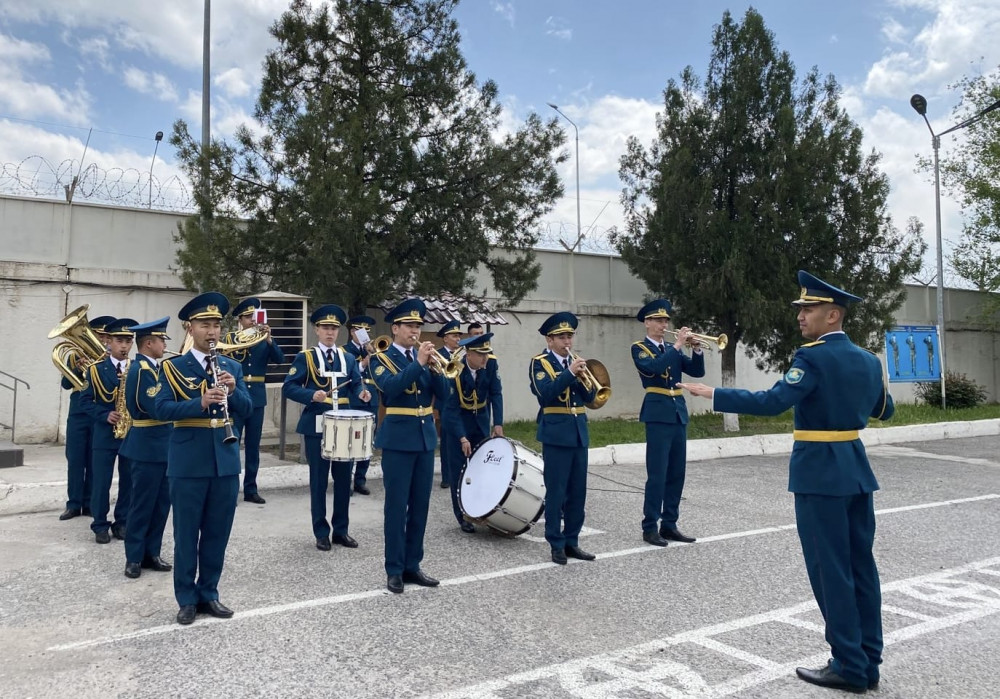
[139,360,151,370]
[532,353,548,361]
[801,340,826,348]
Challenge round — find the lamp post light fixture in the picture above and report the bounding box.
[547,102,583,312]
[910,92,1000,409]
[149,130,164,209]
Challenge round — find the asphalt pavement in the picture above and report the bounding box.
[1,423,999,698]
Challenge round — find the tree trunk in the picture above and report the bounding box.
[721,342,740,432]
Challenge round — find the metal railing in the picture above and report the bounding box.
[0,369,30,443]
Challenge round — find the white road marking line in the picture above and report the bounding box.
[776,616,826,633]
[870,445,1000,468]
[521,521,605,543]
[47,493,1000,653]
[881,604,938,621]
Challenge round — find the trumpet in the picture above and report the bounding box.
[429,348,463,379]
[663,329,728,351]
[567,352,613,409]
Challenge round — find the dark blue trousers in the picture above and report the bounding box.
[541,444,588,550]
[795,492,882,688]
[234,406,265,495]
[642,422,687,531]
[304,436,352,539]
[449,426,486,524]
[125,460,170,564]
[64,411,93,511]
[439,423,455,485]
[90,449,132,534]
[168,474,239,607]
[381,448,434,576]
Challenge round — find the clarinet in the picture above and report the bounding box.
[207,340,239,444]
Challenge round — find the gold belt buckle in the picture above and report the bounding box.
[210,418,218,428]
[416,406,426,417]
[570,407,578,415]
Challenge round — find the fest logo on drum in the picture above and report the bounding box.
[483,450,503,464]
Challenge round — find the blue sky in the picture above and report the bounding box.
[1,0,999,282]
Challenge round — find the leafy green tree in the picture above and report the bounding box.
[170,0,565,315]
[611,8,923,430]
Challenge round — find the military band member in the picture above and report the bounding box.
[58,314,113,521]
[226,297,285,504]
[118,318,173,579]
[443,332,504,533]
[80,316,136,544]
[631,299,704,547]
[282,305,370,551]
[681,271,894,694]
[436,320,463,488]
[529,312,597,565]
[369,299,452,593]
[154,292,252,625]
[342,315,379,495]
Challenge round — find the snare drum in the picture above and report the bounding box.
[320,410,375,462]
[459,437,545,536]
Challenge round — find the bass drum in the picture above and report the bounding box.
[459,437,545,536]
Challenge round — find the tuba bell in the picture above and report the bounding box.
[48,305,109,391]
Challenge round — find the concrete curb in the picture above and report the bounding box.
[2,419,998,517]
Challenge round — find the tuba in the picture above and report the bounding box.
[48,305,109,391]
[568,352,612,409]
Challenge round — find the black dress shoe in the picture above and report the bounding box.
[111,525,126,541]
[82,506,92,516]
[141,556,172,572]
[643,530,669,547]
[59,508,82,521]
[440,481,449,489]
[95,530,111,544]
[660,527,696,543]
[565,545,596,561]
[197,600,234,618]
[353,484,370,495]
[551,548,568,565]
[402,569,440,587]
[332,534,358,548]
[387,575,404,594]
[316,537,332,551]
[124,562,141,579]
[176,605,198,625]
[244,493,266,504]
[460,521,476,533]
[795,665,867,694]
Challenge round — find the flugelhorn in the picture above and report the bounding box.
[48,304,109,390]
[567,352,612,409]
[663,329,728,351]
[429,348,462,379]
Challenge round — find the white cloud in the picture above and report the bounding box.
[122,66,179,102]
[215,67,252,98]
[0,32,50,62]
[0,34,90,124]
[544,16,572,41]
[490,1,515,28]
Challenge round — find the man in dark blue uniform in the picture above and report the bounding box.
[225,297,285,504]
[681,271,895,694]
[529,312,597,565]
[436,319,463,488]
[58,314,113,521]
[283,305,370,551]
[342,314,379,495]
[154,292,252,625]
[630,299,704,547]
[443,332,504,533]
[119,317,173,579]
[80,316,136,544]
[369,299,452,593]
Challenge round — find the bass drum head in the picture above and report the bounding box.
[460,437,516,519]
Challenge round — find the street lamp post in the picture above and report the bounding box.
[149,130,163,209]
[547,103,582,312]
[910,93,1000,409]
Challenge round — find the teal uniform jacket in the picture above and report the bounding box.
[79,357,128,451]
[444,356,504,441]
[153,352,253,476]
[631,340,704,424]
[529,352,596,447]
[223,333,285,408]
[119,354,172,461]
[713,333,894,494]
[370,346,453,451]
[282,348,365,436]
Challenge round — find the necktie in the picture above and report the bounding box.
[115,362,123,376]
[325,348,334,368]
[563,357,570,371]
[406,349,414,363]
[204,357,213,376]
[657,343,665,354]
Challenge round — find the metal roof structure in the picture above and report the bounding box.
[377,293,508,326]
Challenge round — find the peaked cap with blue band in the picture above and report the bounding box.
[105,317,138,336]
[539,311,578,336]
[89,315,116,333]
[636,299,672,322]
[791,270,863,308]
[310,304,347,326]
[130,316,171,340]
[458,332,494,353]
[232,297,261,317]
[385,298,426,325]
[179,291,229,321]
[436,320,463,338]
[347,315,376,330]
